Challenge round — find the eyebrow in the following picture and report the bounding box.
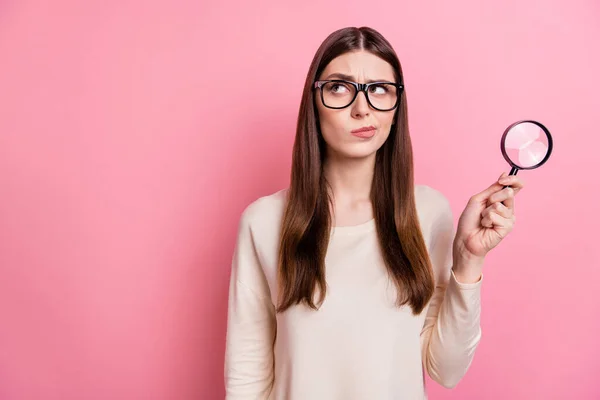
[322,73,394,83]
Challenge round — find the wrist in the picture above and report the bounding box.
[452,255,484,284]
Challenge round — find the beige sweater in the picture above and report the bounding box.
[224,185,482,400]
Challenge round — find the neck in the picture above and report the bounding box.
[323,152,375,205]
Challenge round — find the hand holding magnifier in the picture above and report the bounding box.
[449,120,554,274]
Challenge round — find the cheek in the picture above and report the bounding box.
[378,112,396,128]
[374,113,395,137]
[373,129,391,149]
[317,109,349,138]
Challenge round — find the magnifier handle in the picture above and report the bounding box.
[503,167,519,189]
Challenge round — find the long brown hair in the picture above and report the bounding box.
[277,26,434,315]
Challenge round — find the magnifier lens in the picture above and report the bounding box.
[503,122,550,169]
[501,120,553,175]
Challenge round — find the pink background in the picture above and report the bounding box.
[1,1,599,399]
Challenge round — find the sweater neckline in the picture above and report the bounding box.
[331,218,376,235]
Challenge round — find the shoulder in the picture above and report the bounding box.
[415,184,451,209]
[239,187,288,228]
[237,187,288,250]
[235,188,288,288]
[414,184,454,243]
[415,184,453,218]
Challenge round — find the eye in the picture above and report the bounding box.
[368,84,388,94]
[329,83,350,93]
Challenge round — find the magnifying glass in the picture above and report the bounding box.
[500,120,553,188]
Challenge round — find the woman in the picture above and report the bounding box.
[224,26,523,400]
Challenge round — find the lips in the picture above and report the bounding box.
[351,125,376,133]
[351,126,376,138]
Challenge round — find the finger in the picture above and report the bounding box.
[498,175,525,194]
[471,181,504,205]
[471,172,524,206]
[502,187,516,210]
[481,213,494,228]
[482,201,512,219]
[488,187,516,209]
[481,210,514,229]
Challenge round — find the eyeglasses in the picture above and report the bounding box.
[313,80,404,111]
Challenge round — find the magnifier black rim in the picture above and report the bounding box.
[500,119,554,170]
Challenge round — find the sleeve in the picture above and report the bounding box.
[224,209,277,399]
[420,193,483,389]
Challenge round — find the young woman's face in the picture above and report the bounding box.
[315,50,398,160]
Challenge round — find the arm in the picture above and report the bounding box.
[224,209,276,399]
[420,194,483,389]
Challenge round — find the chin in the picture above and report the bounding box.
[337,143,380,159]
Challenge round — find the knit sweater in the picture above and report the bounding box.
[225,185,482,400]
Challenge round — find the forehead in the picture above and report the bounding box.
[319,50,395,81]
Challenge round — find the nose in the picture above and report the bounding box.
[351,90,370,118]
